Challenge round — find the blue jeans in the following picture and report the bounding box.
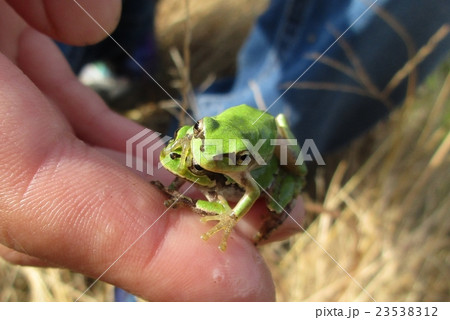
[59,0,450,153]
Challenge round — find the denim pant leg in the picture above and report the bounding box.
[195,0,450,154]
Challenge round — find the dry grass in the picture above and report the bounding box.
[0,0,448,301]
[155,0,268,87]
[0,265,114,302]
[263,67,450,301]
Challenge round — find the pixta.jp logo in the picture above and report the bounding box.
[126,129,172,176]
[126,129,325,175]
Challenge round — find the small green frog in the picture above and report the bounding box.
[153,104,306,251]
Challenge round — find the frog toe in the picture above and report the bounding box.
[201,214,238,251]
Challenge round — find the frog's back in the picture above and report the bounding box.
[201,105,277,161]
[204,104,277,145]
[212,105,276,139]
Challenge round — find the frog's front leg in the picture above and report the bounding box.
[200,172,260,251]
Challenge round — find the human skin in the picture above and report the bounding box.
[0,0,304,301]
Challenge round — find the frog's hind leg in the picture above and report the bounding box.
[253,210,288,244]
[253,171,299,244]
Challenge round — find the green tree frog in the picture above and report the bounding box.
[153,104,307,251]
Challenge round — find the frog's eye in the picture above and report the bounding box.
[236,151,252,165]
[194,164,203,171]
[170,152,181,160]
[190,163,205,175]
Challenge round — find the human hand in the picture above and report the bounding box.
[0,0,304,301]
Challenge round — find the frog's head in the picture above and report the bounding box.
[190,116,272,175]
[160,125,216,187]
